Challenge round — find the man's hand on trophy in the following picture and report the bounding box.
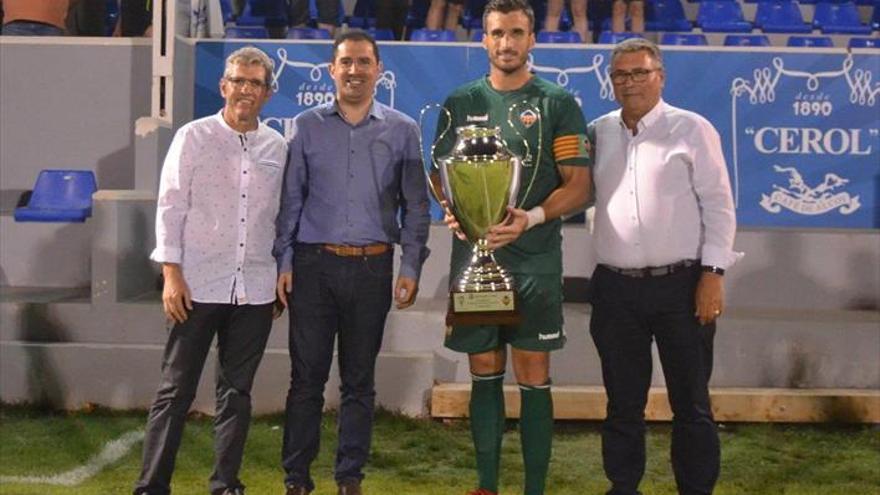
[486,206,528,249]
[440,200,467,241]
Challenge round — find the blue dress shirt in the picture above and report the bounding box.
[274,101,431,280]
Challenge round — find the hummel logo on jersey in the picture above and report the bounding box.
[466,114,489,122]
[538,331,561,341]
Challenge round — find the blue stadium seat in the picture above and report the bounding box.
[225,25,271,38]
[724,33,772,45]
[646,0,693,31]
[598,31,645,43]
[14,170,98,223]
[812,1,871,34]
[660,32,709,44]
[471,28,484,41]
[409,28,457,41]
[366,28,395,40]
[873,3,879,30]
[848,36,880,47]
[286,27,332,38]
[536,31,583,43]
[787,34,834,45]
[697,1,754,32]
[755,0,813,32]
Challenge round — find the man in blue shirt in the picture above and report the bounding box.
[274,30,431,495]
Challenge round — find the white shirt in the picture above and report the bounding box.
[590,100,742,270]
[151,112,288,304]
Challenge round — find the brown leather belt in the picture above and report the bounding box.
[602,259,698,278]
[321,243,391,257]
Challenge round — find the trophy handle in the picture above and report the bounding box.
[506,101,543,209]
[419,103,453,206]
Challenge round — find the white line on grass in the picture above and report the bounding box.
[0,430,144,486]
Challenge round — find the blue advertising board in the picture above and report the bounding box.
[194,41,880,229]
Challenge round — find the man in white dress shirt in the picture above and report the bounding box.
[588,38,741,495]
[133,47,287,495]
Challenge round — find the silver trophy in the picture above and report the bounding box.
[420,104,527,325]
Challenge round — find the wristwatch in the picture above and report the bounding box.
[701,265,725,276]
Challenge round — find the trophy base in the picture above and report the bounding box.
[445,290,521,326]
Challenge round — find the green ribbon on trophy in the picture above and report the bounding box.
[420,102,543,326]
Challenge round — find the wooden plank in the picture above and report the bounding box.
[430,384,880,423]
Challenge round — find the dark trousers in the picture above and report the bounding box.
[288,0,339,26]
[281,245,393,491]
[589,265,719,495]
[134,302,274,495]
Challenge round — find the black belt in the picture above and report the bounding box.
[602,259,698,278]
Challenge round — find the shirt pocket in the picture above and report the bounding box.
[256,159,283,171]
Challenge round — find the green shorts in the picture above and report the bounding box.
[444,272,565,354]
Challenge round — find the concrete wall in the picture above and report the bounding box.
[0,38,153,287]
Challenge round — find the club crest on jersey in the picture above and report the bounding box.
[519,109,538,128]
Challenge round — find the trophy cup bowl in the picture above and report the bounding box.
[436,125,522,326]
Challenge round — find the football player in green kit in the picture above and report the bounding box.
[433,0,592,493]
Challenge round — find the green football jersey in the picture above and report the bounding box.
[435,75,591,275]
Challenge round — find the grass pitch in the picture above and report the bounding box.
[0,405,878,494]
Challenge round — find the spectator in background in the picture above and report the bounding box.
[67,0,106,36]
[611,0,643,33]
[376,0,407,40]
[2,0,72,36]
[425,0,463,31]
[119,0,153,36]
[289,0,338,35]
[543,0,588,42]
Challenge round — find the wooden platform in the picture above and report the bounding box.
[431,383,880,423]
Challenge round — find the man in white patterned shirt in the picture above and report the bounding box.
[134,47,287,495]
[588,38,741,495]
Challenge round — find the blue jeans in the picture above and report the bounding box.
[281,244,393,491]
[2,21,65,36]
[590,264,719,495]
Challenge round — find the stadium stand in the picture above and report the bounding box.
[661,32,710,44]
[536,30,583,42]
[286,26,332,38]
[812,1,872,34]
[848,35,880,46]
[698,0,754,32]
[409,28,457,40]
[724,33,772,44]
[598,30,645,43]
[366,27,396,39]
[755,0,813,33]
[646,0,694,32]
[224,25,271,37]
[787,34,835,45]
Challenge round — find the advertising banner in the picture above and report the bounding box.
[194,41,880,229]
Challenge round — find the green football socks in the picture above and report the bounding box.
[470,372,506,493]
[520,381,553,495]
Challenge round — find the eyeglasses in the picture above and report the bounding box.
[225,77,267,90]
[610,68,661,85]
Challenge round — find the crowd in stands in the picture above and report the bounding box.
[0,0,152,36]
[1,0,877,45]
